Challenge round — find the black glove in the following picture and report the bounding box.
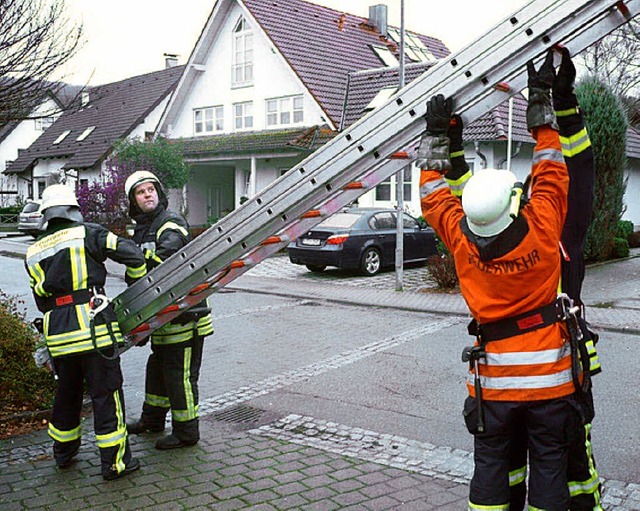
[552,47,578,110]
[526,50,558,131]
[448,114,464,153]
[425,94,453,135]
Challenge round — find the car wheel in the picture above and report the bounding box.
[360,247,381,276]
[306,264,326,273]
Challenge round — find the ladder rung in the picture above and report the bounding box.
[158,304,181,315]
[131,323,150,334]
[189,283,211,295]
[344,181,364,189]
[230,260,245,269]
[617,0,631,16]
[301,210,323,218]
[262,235,285,245]
[496,82,511,92]
[390,151,410,159]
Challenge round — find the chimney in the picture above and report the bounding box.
[337,13,346,31]
[164,53,179,68]
[368,4,388,37]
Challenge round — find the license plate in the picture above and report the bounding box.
[301,238,321,246]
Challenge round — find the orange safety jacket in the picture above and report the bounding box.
[420,126,573,402]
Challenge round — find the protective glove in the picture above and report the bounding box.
[425,94,453,135]
[526,49,558,131]
[552,47,578,111]
[417,94,453,173]
[447,114,470,182]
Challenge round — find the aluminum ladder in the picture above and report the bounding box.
[114,0,639,345]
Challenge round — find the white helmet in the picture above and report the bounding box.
[462,168,518,237]
[124,170,160,198]
[40,184,83,225]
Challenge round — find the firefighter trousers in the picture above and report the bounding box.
[508,391,602,510]
[466,395,580,511]
[140,334,204,443]
[49,350,132,477]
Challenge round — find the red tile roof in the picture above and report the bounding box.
[5,66,184,174]
[242,0,449,128]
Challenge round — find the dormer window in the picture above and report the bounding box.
[372,45,398,67]
[365,87,397,111]
[52,130,71,145]
[35,117,54,131]
[76,126,96,141]
[387,28,435,63]
[232,17,253,87]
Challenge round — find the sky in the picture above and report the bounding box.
[59,0,530,86]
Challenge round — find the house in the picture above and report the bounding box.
[4,64,184,200]
[0,85,81,206]
[156,0,640,228]
[155,0,449,227]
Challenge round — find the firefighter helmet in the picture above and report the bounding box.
[124,170,161,198]
[462,168,517,237]
[40,184,83,225]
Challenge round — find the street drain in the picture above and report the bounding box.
[211,404,266,424]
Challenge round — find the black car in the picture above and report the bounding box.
[287,207,438,276]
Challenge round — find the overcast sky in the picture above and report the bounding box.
[60,0,530,85]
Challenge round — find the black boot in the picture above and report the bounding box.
[155,434,197,450]
[126,419,165,434]
[103,457,141,481]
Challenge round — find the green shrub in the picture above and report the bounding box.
[613,237,630,258]
[616,220,634,242]
[425,253,459,289]
[0,292,56,415]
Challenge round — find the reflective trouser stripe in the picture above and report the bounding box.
[468,502,509,510]
[48,422,82,443]
[126,263,147,279]
[509,464,527,486]
[96,390,127,473]
[172,347,198,422]
[568,423,602,509]
[146,393,170,408]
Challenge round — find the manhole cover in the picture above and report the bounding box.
[210,404,266,424]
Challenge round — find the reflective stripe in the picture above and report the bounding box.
[197,315,214,336]
[126,263,147,279]
[560,127,591,158]
[450,149,465,159]
[509,464,527,486]
[48,423,82,442]
[555,107,579,117]
[470,368,573,390]
[568,423,602,508]
[28,263,50,298]
[172,405,200,422]
[532,147,565,165]
[157,221,189,238]
[96,425,127,448]
[586,339,601,372]
[484,345,571,366]
[146,393,170,408]
[420,177,448,198]
[46,322,121,345]
[69,245,87,290]
[152,322,197,344]
[445,169,472,197]
[106,232,118,251]
[77,302,91,331]
[468,501,509,510]
[26,226,86,265]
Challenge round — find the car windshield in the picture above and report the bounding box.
[316,213,361,229]
[23,203,40,213]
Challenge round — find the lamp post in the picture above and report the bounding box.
[394,0,406,291]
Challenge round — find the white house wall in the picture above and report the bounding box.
[169,1,327,139]
[129,98,171,140]
[624,163,640,228]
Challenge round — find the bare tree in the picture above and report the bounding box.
[578,17,640,98]
[0,0,83,123]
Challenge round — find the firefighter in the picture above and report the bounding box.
[124,170,213,450]
[508,48,602,511]
[418,49,585,509]
[25,183,147,480]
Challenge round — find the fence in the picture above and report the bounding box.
[0,213,18,224]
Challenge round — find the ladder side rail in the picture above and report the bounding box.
[115,0,636,333]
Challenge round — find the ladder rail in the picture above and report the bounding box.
[115,0,638,337]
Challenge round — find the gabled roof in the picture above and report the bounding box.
[242,0,449,128]
[627,127,640,159]
[6,66,184,174]
[179,125,336,158]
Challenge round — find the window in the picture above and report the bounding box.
[35,117,54,131]
[194,106,223,134]
[234,101,253,130]
[387,28,435,63]
[375,177,391,201]
[365,87,397,111]
[36,179,46,198]
[372,45,398,67]
[76,126,95,141]
[52,130,71,145]
[232,17,253,86]
[266,95,304,126]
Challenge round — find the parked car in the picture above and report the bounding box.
[18,200,43,237]
[287,207,438,276]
